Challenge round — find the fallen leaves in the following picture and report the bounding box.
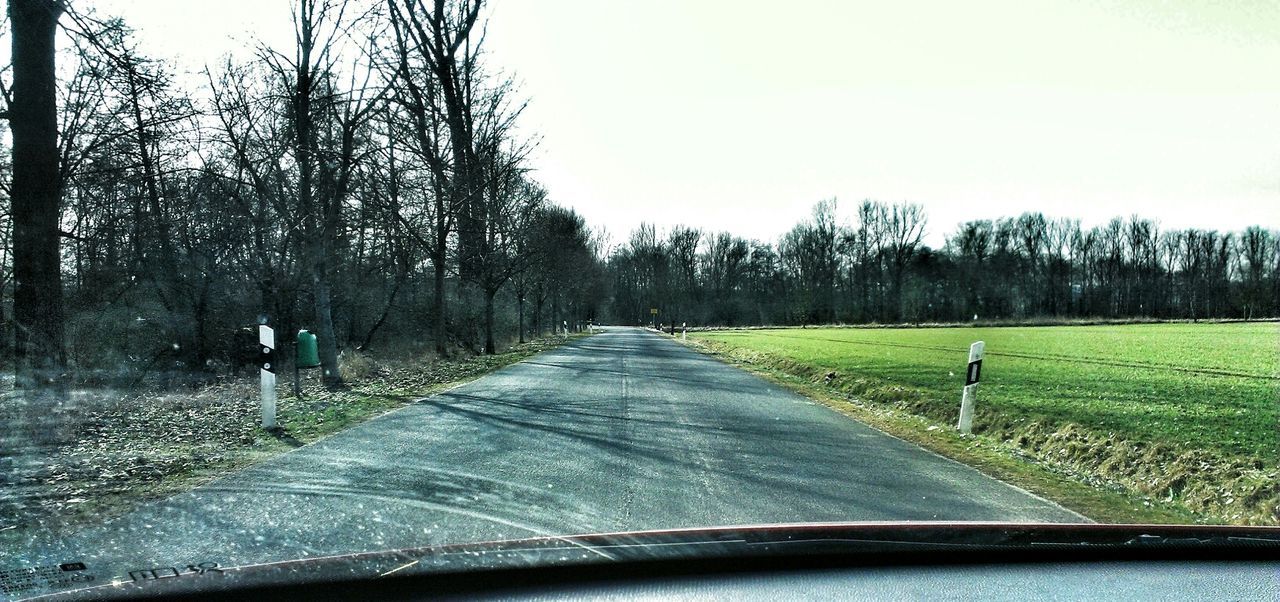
[0,334,581,539]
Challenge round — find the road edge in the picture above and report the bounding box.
[669,332,1204,525]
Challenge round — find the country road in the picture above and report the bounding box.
[8,326,1084,588]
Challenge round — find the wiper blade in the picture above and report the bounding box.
[1121,534,1280,547]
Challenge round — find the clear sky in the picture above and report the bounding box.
[92,0,1280,248]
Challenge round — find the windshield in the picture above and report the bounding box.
[1,0,1278,598]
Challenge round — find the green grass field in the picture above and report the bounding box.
[693,323,1280,462]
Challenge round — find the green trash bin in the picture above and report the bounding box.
[296,330,321,368]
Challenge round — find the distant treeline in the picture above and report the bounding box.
[605,200,1279,327]
[4,1,1274,389]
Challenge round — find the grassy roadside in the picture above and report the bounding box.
[1,334,587,547]
[689,316,1280,331]
[678,334,1225,525]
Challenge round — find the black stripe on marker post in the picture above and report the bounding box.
[965,359,982,386]
[261,344,275,374]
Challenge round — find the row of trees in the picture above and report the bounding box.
[3,1,1274,389]
[606,200,1279,327]
[3,0,605,388]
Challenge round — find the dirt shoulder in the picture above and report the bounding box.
[0,334,587,546]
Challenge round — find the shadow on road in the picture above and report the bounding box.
[413,383,1006,519]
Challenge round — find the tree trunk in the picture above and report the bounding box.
[552,295,560,334]
[434,53,482,286]
[10,0,66,388]
[533,296,544,337]
[126,60,177,282]
[483,288,497,355]
[293,3,341,389]
[517,293,525,344]
[193,276,211,369]
[896,266,906,324]
[433,248,447,356]
[312,263,343,388]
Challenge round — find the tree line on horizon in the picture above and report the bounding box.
[606,199,1279,328]
[4,0,1275,392]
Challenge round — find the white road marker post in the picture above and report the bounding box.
[259,323,277,429]
[682,322,687,340]
[957,340,984,434]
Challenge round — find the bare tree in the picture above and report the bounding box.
[702,232,748,325]
[948,219,992,317]
[779,200,839,324]
[846,200,883,321]
[250,0,386,387]
[474,172,543,353]
[1239,226,1274,319]
[666,226,700,325]
[385,0,485,281]
[7,0,66,387]
[881,202,926,322]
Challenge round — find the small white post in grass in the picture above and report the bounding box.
[957,340,984,434]
[259,323,277,429]
[682,322,687,340]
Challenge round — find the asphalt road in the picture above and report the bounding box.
[11,327,1083,587]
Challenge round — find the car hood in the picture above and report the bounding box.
[34,522,1280,600]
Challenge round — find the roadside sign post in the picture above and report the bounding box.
[957,341,984,434]
[650,307,658,329]
[259,323,277,429]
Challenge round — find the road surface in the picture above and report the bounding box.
[9,327,1083,587]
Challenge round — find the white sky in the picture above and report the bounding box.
[89,0,1280,248]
